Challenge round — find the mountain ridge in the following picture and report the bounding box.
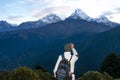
[0,9,119,32]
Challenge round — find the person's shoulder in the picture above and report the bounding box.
[58,55,62,58]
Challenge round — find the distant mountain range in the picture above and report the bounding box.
[0,9,119,32]
[0,8,120,76]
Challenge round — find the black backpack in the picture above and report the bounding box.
[56,55,72,80]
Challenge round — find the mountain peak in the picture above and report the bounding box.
[0,20,8,24]
[95,16,109,23]
[41,14,61,24]
[0,20,12,29]
[74,9,85,14]
[94,16,119,27]
[69,9,92,21]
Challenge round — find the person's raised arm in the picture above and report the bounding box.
[71,43,79,57]
[70,43,79,80]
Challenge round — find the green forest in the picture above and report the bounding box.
[0,52,120,80]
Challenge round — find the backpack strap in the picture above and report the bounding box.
[69,55,72,63]
[62,54,72,62]
[61,54,65,59]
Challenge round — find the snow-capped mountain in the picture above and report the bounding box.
[0,9,119,32]
[69,9,93,21]
[95,16,109,23]
[94,16,119,27]
[41,14,61,24]
[69,9,119,27]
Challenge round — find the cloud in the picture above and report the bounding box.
[6,0,27,7]
[7,16,25,24]
[6,15,37,24]
[28,0,50,3]
[102,11,114,16]
[115,7,120,11]
[115,7,120,14]
[7,16,24,21]
[104,7,120,23]
[26,0,51,6]
[102,7,120,16]
[108,12,120,23]
[6,3,18,7]
[29,0,42,3]
[17,1,26,5]
[32,6,75,19]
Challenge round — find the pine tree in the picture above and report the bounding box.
[100,52,120,78]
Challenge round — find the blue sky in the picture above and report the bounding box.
[0,0,120,24]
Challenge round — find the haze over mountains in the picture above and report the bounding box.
[0,9,120,76]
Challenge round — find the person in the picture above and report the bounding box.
[53,43,79,80]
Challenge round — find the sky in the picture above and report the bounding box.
[0,0,120,24]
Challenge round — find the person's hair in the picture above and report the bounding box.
[64,44,71,52]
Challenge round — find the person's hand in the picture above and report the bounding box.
[70,43,74,49]
[54,74,56,78]
[54,71,57,78]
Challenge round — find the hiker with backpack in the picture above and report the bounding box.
[53,43,79,80]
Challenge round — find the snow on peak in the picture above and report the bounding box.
[70,9,92,21]
[94,16,119,27]
[41,14,61,24]
[95,16,109,23]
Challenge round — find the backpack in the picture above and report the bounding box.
[56,55,72,80]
